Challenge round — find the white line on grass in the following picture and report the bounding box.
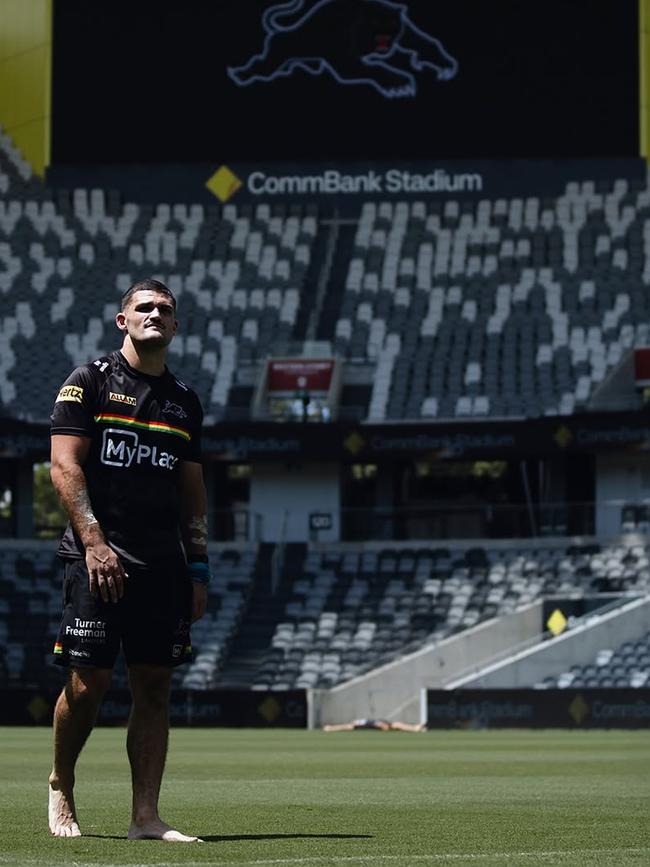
[207,851,650,867]
[3,848,650,867]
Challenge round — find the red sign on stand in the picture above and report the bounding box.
[267,359,334,392]
[634,348,650,387]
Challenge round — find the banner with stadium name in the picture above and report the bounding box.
[426,689,650,729]
[201,409,650,462]
[5,407,650,462]
[47,159,644,214]
[0,688,307,727]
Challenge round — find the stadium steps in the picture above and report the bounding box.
[218,543,306,685]
[292,220,331,341]
[339,383,372,420]
[315,222,357,342]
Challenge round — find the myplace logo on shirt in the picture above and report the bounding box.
[100,428,178,470]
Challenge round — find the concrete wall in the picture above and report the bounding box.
[250,461,340,541]
[310,601,543,727]
[447,595,650,688]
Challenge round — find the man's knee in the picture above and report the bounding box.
[128,665,172,713]
[64,667,112,707]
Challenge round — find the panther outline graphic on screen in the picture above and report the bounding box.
[227,0,458,99]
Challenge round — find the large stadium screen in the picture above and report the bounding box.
[51,0,638,165]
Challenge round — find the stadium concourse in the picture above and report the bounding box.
[1,128,650,724]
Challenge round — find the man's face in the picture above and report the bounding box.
[117,290,177,348]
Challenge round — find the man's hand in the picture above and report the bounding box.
[86,542,127,603]
[191,581,208,623]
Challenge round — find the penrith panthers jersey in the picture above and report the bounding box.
[50,350,203,565]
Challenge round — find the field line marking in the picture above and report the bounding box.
[3,847,650,867]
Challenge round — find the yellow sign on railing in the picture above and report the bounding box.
[546,608,568,637]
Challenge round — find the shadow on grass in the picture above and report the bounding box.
[201,833,374,842]
[84,833,374,842]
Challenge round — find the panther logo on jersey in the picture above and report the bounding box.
[162,400,187,419]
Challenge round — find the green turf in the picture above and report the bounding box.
[1,727,648,866]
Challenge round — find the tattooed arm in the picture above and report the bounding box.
[179,461,209,622]
[50,434,126,603]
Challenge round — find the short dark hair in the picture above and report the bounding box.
[121,278,177,311]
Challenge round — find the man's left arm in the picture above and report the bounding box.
[179,460,210,623]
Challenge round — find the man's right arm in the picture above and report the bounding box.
[50,434,126,603]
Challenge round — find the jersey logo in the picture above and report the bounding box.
[162,400,187,419]
[56,385,84,404]
[100,428,178,470]
[109,392,137,407]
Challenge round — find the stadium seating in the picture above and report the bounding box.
[220,539,650,690]
[2,129,650,423]
[0,130,320,422]
[2,538,648,692]
[3,129,650,697]
[536,629,650,689]
[333,186,650,419]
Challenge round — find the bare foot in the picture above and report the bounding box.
[48,782,81,837]
[128,819,203,842]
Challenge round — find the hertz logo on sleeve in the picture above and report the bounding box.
[56,385,84,403]
[206,165,243,203]
[109,392,137,406]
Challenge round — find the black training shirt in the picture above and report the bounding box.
[50,350,203,565]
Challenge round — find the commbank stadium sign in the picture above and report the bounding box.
[48,159,645,213]
[205,164,484,204]
[206,164,481,203]
[203,159,645,212]
[246,167,483,197]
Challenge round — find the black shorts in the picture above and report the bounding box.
[353,719,385,730]
[52,558,193,669]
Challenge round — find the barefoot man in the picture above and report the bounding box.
[48,279,210,841]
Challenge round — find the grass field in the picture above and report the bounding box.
[1,727,649,867]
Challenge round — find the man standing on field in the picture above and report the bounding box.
[48,278,209,842]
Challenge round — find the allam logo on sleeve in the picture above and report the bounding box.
[227,0,458,99]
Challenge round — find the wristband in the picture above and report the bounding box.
[188,560,211,585]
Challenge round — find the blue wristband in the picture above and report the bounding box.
[188,560,211,585]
